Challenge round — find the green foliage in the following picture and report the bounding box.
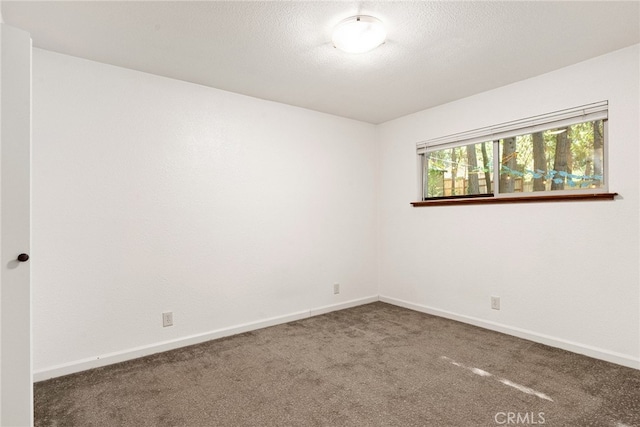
[424,120,604,197]
[497,120,604,191]
[425,142,493,197]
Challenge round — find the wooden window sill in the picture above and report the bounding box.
[411,193,618,207]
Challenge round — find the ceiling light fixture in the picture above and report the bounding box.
[332,15,386,54]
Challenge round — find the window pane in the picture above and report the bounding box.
[424,142,494,198]
[499,120,604,194]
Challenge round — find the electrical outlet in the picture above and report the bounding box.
[491,296,500,310]
[333,283,340,295]
[162,312,173,327]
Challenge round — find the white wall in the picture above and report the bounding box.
[378,45,640,368]
[32,49,378,377]
[32,43,640,378]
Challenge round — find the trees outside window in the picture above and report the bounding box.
[497,121,605,194]
[418,102,607,200]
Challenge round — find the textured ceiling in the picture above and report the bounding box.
[2,1,639,124]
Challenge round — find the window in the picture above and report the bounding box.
[417,102,608,201]
[423,141,494,198]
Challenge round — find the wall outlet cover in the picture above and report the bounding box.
[162,312,173,327]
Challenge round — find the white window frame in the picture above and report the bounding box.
[416,101,609,201]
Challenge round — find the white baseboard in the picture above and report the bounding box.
[379,295,640,370]
[310,295,379,317]
[33,295,379,382]
[34,294,638,381]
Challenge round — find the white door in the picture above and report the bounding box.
[0,24,33,427]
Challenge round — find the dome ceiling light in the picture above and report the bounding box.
[332,15,386,54]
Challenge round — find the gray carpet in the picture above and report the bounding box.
[35,302,640,426]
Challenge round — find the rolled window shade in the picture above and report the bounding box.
[417,101,608,154]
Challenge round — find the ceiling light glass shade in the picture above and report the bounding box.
[332,15,386,54]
